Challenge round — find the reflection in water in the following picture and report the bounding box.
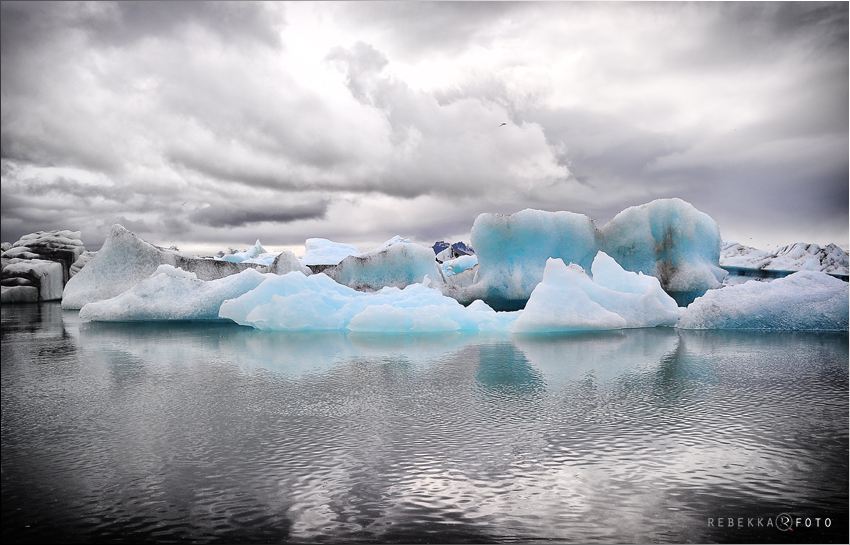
[1,305,847,544]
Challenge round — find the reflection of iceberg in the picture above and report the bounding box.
[475,342,546,398]
[514,328,681,384]
[74,319,496,378]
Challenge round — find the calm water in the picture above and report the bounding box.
[2,303,847,544]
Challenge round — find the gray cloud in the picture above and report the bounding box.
[189,200,329,228]
[1,2,846,253]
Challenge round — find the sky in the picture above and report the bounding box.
[1,1,848,256]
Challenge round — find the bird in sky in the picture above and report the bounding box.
[499,122,507,127]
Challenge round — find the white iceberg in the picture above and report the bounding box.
[62,224,264,309]
[599,198,726,303]
[511,253,681,333]
[219,240,278,266]
[720,239,848,275]
[79,265,267,322]
[677,270,848,331]
[325,241,444,291]
[299,238,361,267]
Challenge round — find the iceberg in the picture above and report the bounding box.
[1,259,65,302]
[219,240,277,265]
[299,238,361,268]
[463,208,600,310]
[720,240,848,275]
[218,271,519,332]
[677,270,848,331]
[325,242,444,291]
[511,253,681,333]
[79,265,267,322]
[266,249,311,276]
[440,254,478,277]
[70,250,97,277]
[599,198,727,305]
[1,229,87,302]
[62,224,264,309]
[7,229,86,282]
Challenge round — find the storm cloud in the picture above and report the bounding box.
[1,1,846,255]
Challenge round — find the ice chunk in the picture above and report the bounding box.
[464,208,600,310]
[372,235,412,253]
[79,266,267,322]
[441,254,478,276]
[70,251,96,277]
[325,242,443,291]
[1,258,65,301]
[264,249,311,276]
[8,229,86,283]
[677,270,849,331]
[512,254,681,333]
[219,240,270,263]
[599,198,726,304]
[720,239,848,275]
[62,224,263,309]
[219,272,520,332]
[299,238,361,267]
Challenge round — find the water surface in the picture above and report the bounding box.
[2,303,847,543]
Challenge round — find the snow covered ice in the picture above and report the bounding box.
[677,270,848,331]
[720,239,848,275]
[298,238,362,267]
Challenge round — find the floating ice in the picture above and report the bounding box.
[219,272,519,332]
[62,224,263,309]
[599,198,726,303]
[441,255,478,277]
[677,271,849,331]
[463,208,600,310]
[299,238,361,267]
[1,259,65,302]
[512,253,681,333]
[70,251,97,277]
[720,239,848,275]
[219,240,277,265]
[326,242,444,291]
[372,235,412,253]
[266,249,311,276]
[79,265,268,322]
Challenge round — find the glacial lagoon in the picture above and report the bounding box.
[2,303,847,543]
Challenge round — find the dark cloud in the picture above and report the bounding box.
[0,2,846,252]
[189,200,329,228]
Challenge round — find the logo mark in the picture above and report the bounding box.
[776,513,794,532]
